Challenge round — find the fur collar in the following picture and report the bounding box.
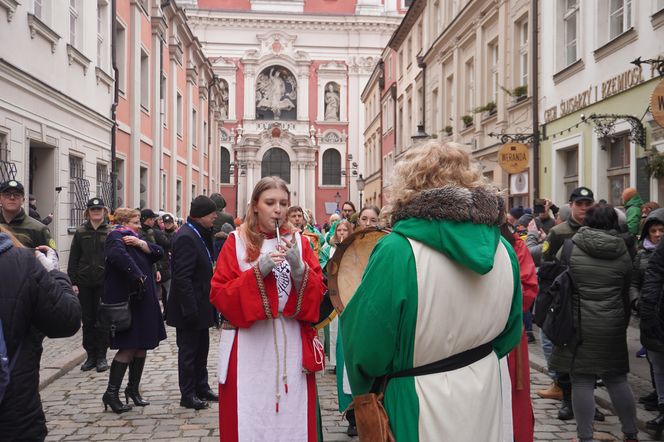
[391,185,505,226]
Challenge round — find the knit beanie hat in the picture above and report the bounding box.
[190,195,216,218]
[509,206,524,220]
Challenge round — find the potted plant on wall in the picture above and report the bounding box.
[513,85,528,102]
[462,115,474,128]
[444,125,453,136]
[646,147,664,179]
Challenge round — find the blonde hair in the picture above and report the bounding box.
[239,176,292,262]
[332,219,353,245]
[0,225,23,248]
[390,141,486,210]
[113,207,140,225]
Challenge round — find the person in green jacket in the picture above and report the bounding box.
[622,187,644,236]
[341,141,523,441]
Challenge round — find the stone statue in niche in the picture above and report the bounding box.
[324,82,340,121]
[219,79,229,120]
[255,66,297,120]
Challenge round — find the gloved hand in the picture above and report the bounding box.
[285,239,305,286]
[258,253,276,278]
[35,246,59,272]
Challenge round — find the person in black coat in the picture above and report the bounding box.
[101,208,166,414]
[166,196,218,410]
[0,226,81,441]
[67,197,111,373]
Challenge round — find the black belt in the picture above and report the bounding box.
[373,342,494,392]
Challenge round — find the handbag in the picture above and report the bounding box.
[98,301,131,338]
[351,393,395,442]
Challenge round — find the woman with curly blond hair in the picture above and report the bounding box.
[341,141,523,441]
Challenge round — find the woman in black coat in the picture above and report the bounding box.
[0,226,81,441]
[102,208,166,413]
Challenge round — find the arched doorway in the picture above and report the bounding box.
[261,148,291,183]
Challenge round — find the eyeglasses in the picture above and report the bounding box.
[1,192,23,199]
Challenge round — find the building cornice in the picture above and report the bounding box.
[186,9,403,33]
[0,58,113,130]
[387,0,426,50]
[66,44,91,75]
[27,13,60,54]
[95,67,114,93]
[0,0,19,22]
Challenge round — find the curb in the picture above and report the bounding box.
[39,348,86,391]
[529,349,661,439]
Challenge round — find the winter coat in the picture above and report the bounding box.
[542,216,582,262]
[625,194,644,236]
[153,227,172,282]
[630,209,664,319]
[166,218,216,330]
[0,208,56,249]
[639,210,664,352]
[67,220,110,287]
[0,233,81,441]
[103,229,166,350]
[550,227,632,376]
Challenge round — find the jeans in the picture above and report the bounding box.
[571,372,637,441]
[648,350,664,405]
[540,329,556,379]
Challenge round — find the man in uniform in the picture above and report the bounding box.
[0,180,56,249]
[539,186,604,423]
[139,208,164,283]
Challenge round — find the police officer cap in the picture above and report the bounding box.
[162,213,174,224]
[0,180,24,194]
[569,186,594,203]
[140,208,158,220]
[86,197,106,209]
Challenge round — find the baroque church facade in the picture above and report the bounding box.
[185,0,405,220]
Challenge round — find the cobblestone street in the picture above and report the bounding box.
[38,329,660,441]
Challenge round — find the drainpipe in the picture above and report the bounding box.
[531,0,540,199]
[110,0,118,210]
[417,55,426,131]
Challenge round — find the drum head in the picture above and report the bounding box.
[327,228,388,314]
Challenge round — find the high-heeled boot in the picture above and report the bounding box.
[102,360,132,413]
[124,357,150,406]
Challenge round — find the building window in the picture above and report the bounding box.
[658,0,664,12]
[407,95,413,141]
[161,173,166,210]
[97,2,107,68]
[220,148,231,184]
[465,59,474,115]
[203,121,207,154]
[398,50,403,78]
[431,88,438,135]
[0,133,8,163]
[563,0,579,67]
[607,133,631,205]
[114,20,126,93]
[69,156,87,228]
[417,86,424,126]
[176,92,183,136]
[609,0,632,40]
[139,166,148,209]
[261,148,291,183]
[176,179,182,218]
[69,0,79,47]
[407,37,413,67]
[192,109,197,147]
[114,158,124,207]
[34,0,43,19]
[96,163,112,205]
[417,21,423,53]
[397,102,403,152]
[161,73,167,126]
[518,20,528,88]
[432,0,441,34]
[322,149,341,186]
[487,41,499,104]
[445,74,454,125]
[140,49,149,110]
[563,147,579,198]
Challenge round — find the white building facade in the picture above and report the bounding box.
[0,0,114,250]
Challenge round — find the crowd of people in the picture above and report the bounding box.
[2,139,664,441]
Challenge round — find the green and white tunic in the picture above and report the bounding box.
[341,215,522,442]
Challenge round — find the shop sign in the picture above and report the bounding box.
[498,143,529,174]
[652,78,664,129]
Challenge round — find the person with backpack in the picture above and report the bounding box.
[0,226,81,441]
[548,203,637,442]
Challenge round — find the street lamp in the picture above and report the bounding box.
[334,191,341,212]
[356,174,366,211]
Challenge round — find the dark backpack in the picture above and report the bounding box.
[533,240,579,348]
[533,239,574,327]
[0,319,21,404]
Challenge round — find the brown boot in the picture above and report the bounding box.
[536,381,563,400]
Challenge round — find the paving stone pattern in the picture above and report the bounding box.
[40,329,661,441]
